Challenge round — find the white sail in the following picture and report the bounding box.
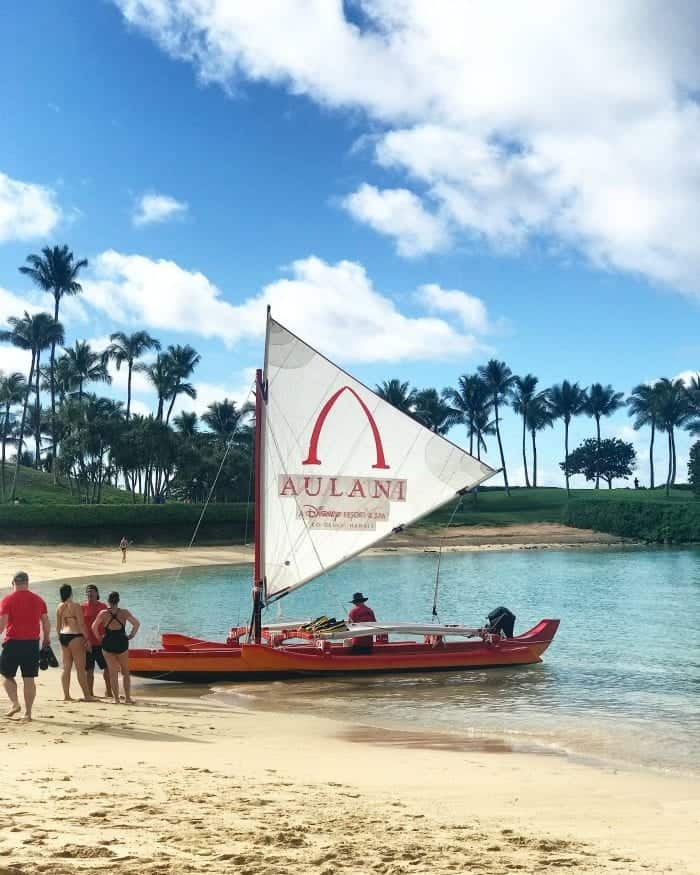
[262,317,497,601]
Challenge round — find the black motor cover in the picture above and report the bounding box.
[486,606,516,638]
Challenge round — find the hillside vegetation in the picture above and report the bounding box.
[1,469,696,544]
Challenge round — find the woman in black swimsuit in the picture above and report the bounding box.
[92,592,140,705]
[56,584,96,702]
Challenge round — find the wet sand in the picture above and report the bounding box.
[1,674,698,874]
[0,523,625,585]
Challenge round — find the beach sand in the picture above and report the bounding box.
[0,523,625,585]
[1,675,698,874]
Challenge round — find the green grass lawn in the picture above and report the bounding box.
[423,485,694,528]
[0,464,132,505]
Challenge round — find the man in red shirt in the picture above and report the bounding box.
[82,584,112,698]
[0,571,50,720]
[346,592,376,654]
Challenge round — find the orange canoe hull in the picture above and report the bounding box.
[128,619,559,682]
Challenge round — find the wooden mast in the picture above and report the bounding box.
[250,366,264,644]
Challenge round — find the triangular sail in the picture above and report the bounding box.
[261,317,497,602]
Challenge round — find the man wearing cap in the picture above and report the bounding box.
[0,571,50,720]
[345,592,376,654]
[82,585,112,699]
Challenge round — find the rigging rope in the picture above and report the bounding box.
[430,492,466,622]
[146,381,257,650]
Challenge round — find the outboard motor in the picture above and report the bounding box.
[486,606,516,638]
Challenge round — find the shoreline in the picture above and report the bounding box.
[0,523,630,584]
[1,675,698,874]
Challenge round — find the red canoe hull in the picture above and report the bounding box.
[128,619,559,682]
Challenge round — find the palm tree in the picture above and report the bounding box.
[0,312,64,500]
[19,245,87,481]
[627,383,660,489]
[161,344,201,424]
[442,374,491,456]
[510,374,539,488]
[472,405,496,461]
[584,383,625,488]
[548,380,587,495]
[375,379,416,414]
[63,340,111,401]
[0,372,26,500]
[143,355,171,421]
[478,360,515,494]
[173,411,199,438]
[525,393,554,487]
[412,388,457,435]
[202,399,252,442]
[654,378,689,494]
[106,331,161,420]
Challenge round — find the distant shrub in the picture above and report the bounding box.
[563,499,700,542]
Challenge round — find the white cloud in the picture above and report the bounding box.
[113,1,700,294]
[83,250,494,363]
[342,184,448,256]
[0,171,62,243]
[133,192,188,226]
[674,370,700,387]
[172,378,255,420]
[0,287,42,324]
[0,345,31,378]
[418,283,491,334]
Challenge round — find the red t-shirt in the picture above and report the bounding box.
[82,600,107,646]
[348,603,376,648]
[0,590,48,641]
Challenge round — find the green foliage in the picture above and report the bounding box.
[561,438,636,488]
[688,441,700,496]
[563,498,700,542]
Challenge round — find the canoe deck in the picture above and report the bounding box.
[128,619,559,682]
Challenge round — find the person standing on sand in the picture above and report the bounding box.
[344,592,376,654]
[56,584,97,702]
[82,584,112,699]
[92,592,140,705]
[119,537,129,563]
[0,571,50,721]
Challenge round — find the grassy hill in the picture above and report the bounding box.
[0,464,132,505]
[423,485,694,528]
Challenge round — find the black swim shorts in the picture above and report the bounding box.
[86,645,107,672]
[0,639,40,678]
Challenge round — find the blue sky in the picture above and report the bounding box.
[1,1,699,487]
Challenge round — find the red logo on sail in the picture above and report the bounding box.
[302,386,390,469]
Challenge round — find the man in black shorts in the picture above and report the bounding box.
[0,571,50,721]
[82,585,112,698]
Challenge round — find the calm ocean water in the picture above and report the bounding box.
[33,546,700,777]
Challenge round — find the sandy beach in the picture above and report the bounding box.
[0,523,625,585]
[0,674,697,874]
[5,524,695,875]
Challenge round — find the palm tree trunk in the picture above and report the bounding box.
[468,418,473,456]
[79,377,83,402]
[34,350,42,469]
[649,419,655,489]
[126,362,132,420]
[564,418,570,496]
[665,431,672,497]
[1,401,10,501]
[494,400,510,496]
[11,353,36,502]
[51,296,58,485]
[595,415,601,489]
[521,413,530,488]
[671,428,677,485]
[531,429,538,488]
